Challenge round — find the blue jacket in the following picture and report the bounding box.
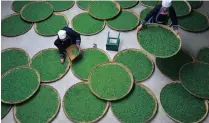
[141,4,178,30]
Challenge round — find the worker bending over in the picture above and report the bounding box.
[54,26,81,63]
[137,0,179,34]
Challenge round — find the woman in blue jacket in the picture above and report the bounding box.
[137,0,179,34]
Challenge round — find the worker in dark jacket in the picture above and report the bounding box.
[137,0,179,34]
[54,26,81,63]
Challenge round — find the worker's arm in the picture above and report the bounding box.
[141,4,161,25]
[76,35,81,46]
[169,6,179,34]
[54,39,66,57]
[137,4,161,31]
[73,28,81,46]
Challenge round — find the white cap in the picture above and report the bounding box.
[162,0,172,8]
[58,30,66,40]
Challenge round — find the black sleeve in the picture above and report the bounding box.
[62,26,72,36]
[169,6,178,25]
[142,4,161,24]
[54,39,66,56]
[74,29,81,36]
[54,39,61,46]
[63,26,80,38]
[76,35,81,40]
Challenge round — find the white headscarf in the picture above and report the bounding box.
[58,30,66,40]
[162,0,172,8]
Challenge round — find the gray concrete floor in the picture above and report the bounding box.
[1,1,209,123]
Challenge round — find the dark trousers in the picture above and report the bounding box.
[54,40,72,58]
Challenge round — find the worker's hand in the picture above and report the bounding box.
[60,58,64,64]
[137,24,143,31]
[76,45,80,49]
[175,30,179,35]
[79,49,83,55]
[76,45,82,54]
